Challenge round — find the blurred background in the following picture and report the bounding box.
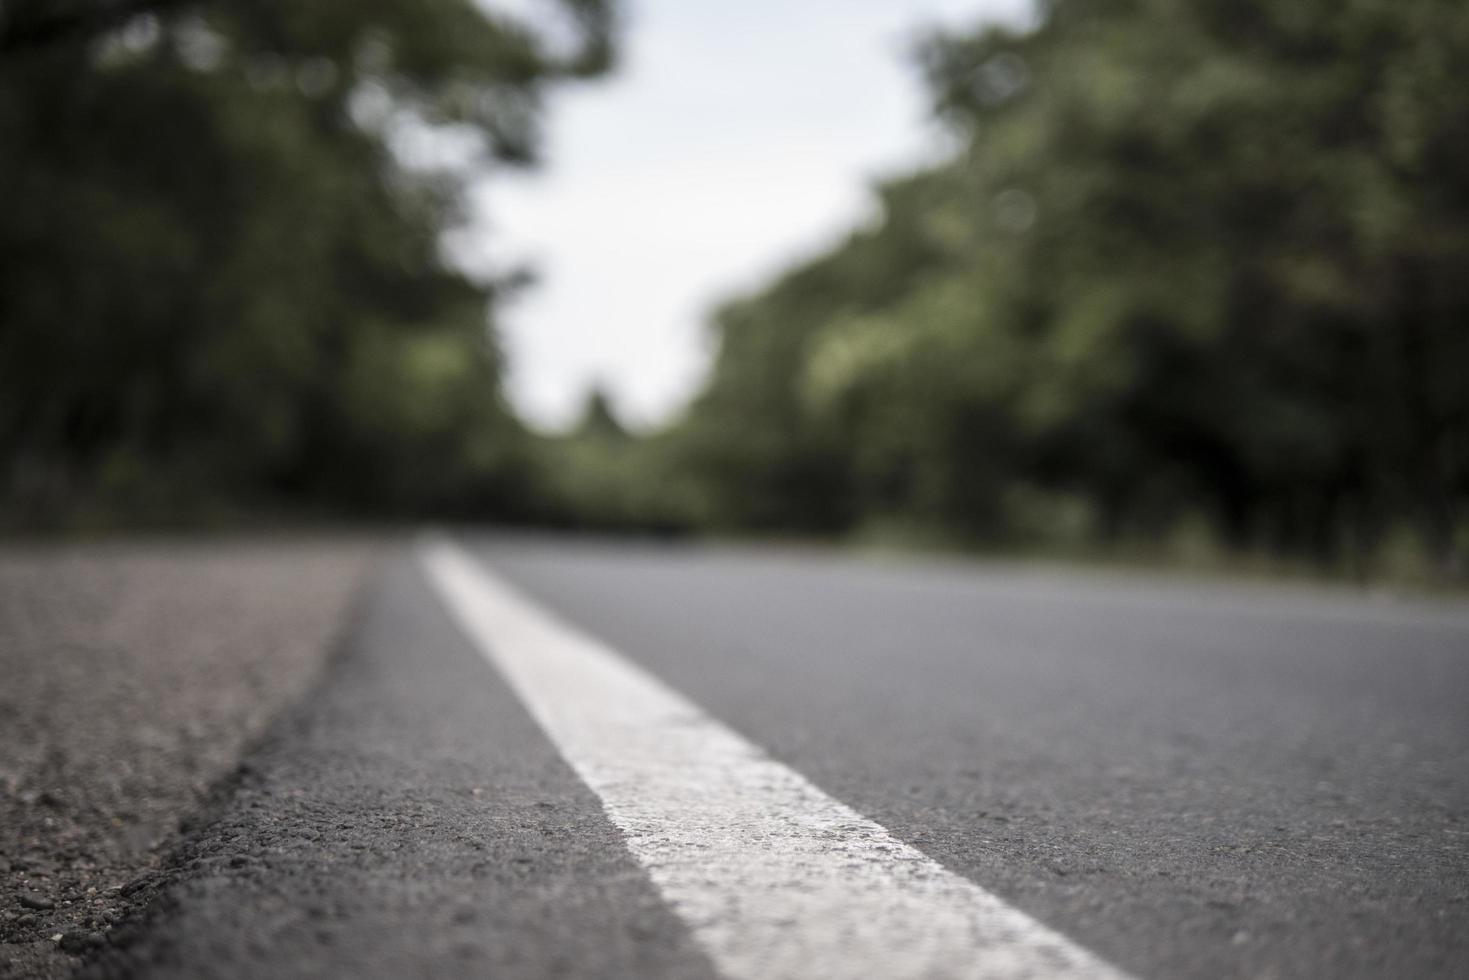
[2,0,1466,583]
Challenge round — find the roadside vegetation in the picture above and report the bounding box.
[2,0,1465,584]
[627,0,1469,584]
[0,0,614,526]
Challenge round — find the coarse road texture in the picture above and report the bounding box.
[13,533,1469,978]
[0,538,378,980]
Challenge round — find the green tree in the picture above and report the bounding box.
[671,0,1469,575]
[0,0,617,524]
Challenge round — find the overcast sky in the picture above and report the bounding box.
[467,0,1032,431]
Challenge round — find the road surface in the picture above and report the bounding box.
[14,533,1469,978]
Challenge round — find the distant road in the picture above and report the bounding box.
[103,533,1469,979]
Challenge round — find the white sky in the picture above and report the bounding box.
[465,0,1032,431]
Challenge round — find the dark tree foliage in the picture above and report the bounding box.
[576,385,629,442]
[670,0,1469,574]
[0,0,617,524]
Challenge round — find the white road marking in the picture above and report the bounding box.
[421,537,1135,980]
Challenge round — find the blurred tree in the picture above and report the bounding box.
[534,385,696,534]
[0,0,617,524]
[576,385,629,441]
[669,0,1469,575]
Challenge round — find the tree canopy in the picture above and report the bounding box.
[5,0,1465,579]
[0,0,617,524]
[666,0,1469,575]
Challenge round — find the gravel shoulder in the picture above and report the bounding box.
[0,536,380,980]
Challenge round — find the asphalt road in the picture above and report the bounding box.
[89,533,1469,979]
[0,538,376,980]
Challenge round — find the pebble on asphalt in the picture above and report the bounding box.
[18,891,55,911]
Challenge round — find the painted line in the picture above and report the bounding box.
[421,537,1134,980]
